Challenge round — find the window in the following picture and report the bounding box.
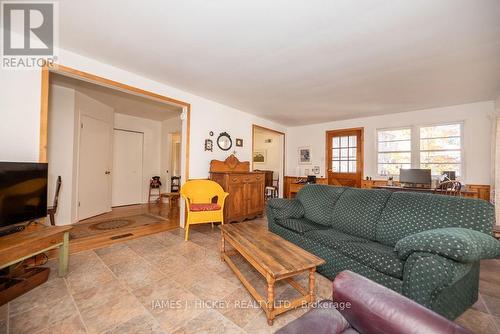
[377,128,412,176]
[420,123,462,176]
[332,135,357,173]
[376,123,463,178]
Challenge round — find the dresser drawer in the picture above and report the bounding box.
[228,174,245,184]
[228,174,264,184]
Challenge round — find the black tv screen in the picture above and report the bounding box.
[0,162,48,227]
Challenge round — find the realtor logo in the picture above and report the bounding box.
[1,1,58,68]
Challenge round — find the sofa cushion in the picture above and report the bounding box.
[305,229,369,247]
[330,188,391,240]
[376,192,495,246]
[276,218,328,234]
[335,242,404,279]
[296,185,346,226]
[304,229,404,278]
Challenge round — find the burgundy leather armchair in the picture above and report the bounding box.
[276,271,471,334]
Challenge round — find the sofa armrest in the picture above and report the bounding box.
[266,198,305,219]
[395,227,500,263]
[275,300,351,334]
[334,271,472,334]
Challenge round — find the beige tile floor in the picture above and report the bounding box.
[0,218,499,334]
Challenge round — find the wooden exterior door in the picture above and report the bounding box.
[326,128,364,188]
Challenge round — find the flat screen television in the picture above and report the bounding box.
[0,162,48,228]
[399,168,431,187]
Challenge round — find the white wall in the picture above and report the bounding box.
[47,85,76,226]
[114,113,162,203]
[0,70,42,162]
[287,101,496,185]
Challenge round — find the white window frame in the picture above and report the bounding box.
[376,122,465,179]
[417,121,464,178]
[376,127,412,176]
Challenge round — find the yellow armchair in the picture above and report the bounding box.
[180,179,229,241]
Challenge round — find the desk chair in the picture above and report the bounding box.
[435,180,462,196]
[180,180,229,241]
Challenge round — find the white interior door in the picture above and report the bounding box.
[78,115,112,220]
[112,129,144,206]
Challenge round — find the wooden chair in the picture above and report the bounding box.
[265,173,279,200]
[148,176,162,203]
[47,176,62,226]
[180,180,229,241]
[435,180,462,196]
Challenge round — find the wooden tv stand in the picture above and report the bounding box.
[0,225,71,277]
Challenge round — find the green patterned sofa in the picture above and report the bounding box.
[266,184,500,319]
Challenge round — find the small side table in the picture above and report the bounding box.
[0,225,72,277]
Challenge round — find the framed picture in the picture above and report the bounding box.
[204,139,213,151]
[298,147,311,164]
[253,150,266,163]
[236,138,243,147]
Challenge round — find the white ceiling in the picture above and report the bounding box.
[51,74,182,121]
[58,0,500,125]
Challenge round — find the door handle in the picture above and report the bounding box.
[105,171,111,175]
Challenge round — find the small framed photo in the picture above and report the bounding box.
[298,147,311,164]
[253,150,266,163]
[235,138,243,147]
[204,139,213,151]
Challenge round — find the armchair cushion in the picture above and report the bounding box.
[267,198,305,219]
[189,203,221,212]
[395,227,500,263]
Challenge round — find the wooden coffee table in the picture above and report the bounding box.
[220,223,325,325]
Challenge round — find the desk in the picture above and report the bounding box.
[373,185,479,198]
[284,176,328,198]
[0,225,71,277]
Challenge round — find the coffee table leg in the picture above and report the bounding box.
[267,277,275,325]
[58,231,69,277]
[309,268,316,303]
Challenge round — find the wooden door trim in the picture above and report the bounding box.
[251,124,286,195]
[39,63,191,180]
[325,127,364,187]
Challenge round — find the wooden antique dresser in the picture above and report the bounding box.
[210,155,265,223]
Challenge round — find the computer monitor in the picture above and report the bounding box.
[399,168,431,187]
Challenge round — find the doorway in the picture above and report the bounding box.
[252,125,285,197]
[326,128,364,187]
[43,64,190,227]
